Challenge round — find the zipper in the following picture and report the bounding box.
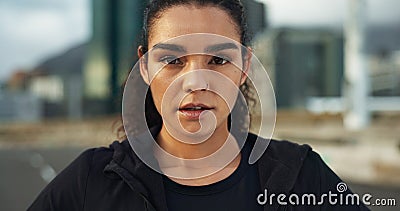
[144,200,157,211]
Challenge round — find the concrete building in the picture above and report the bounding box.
[254,24,400,111]
[29,44,87,119]
[270,28,344,108]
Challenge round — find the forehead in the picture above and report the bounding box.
[148,5,241,48]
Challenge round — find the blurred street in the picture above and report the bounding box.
[0,112,399,210]
[0,147,84,211]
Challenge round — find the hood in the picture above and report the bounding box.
[104,125,168,211]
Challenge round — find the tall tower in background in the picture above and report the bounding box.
[83,0,147,114]
[243,0,268,37]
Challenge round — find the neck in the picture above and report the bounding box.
[157,123,231,159]
[155,122,242,181]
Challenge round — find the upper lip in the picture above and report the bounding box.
[179,103,213,110]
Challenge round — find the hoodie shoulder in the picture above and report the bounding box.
[256,138,312,195]
[259,139,370,210]
[28,147,99,210]
[265,139,312,169]
[28,142,122,211]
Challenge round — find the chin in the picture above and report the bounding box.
[181,123,202,134]
[179,122,216,142]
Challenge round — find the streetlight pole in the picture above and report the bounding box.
[344,0,370,130]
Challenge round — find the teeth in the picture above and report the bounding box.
[188,107,201,111]
[185,106,203,111]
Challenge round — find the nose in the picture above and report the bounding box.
[181,57,209,92]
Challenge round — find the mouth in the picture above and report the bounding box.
[178,103,213,119]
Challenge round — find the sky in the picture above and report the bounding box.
[0,0,90,80]
[0,0,399,81]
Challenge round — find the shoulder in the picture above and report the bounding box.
[28,142,120,211]
[262,139,350,191]
[259,138,335,188]
[254,136,312,190]
[260,137,348,189]
[294,148,342,193]
[257,138,370,210]
[266,139,312,167]
[251,134,332,186]
[268,140,325,178]
[249,133,312,172]
[292,147,371,210]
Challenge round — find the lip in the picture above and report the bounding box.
[178,103,214,120]
[179,103,212,110]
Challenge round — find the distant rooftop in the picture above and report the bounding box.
[31,43,88,76]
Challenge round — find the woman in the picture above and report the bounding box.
[29,0,369,210]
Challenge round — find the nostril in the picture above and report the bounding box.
[182,72,208,92]
[200,83,209,91]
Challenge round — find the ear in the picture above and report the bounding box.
[138,45,150,85]
[240,47,252,85]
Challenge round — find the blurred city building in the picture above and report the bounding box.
[29,44,87,119]
[254,25,400,111]
[367,26,400,97]
[0,71,41,122]
[243,0,268,37]
[274,28,343,108]
[0,44,87,122]
[0,91,41,122]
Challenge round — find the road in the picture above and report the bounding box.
[0,147,85,211]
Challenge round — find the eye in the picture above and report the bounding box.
[159,56,183,65]
[209,56,230,65]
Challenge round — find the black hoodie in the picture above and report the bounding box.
[28,131,370,211]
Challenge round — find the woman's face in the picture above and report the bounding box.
[140,5,248,134]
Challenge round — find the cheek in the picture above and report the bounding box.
[210,73,242,108]
[228,67,244,84]
[216,65,244,85]
[149,79,167,111]
[149,76,180,111]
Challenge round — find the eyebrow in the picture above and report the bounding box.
[151,42,239,53]
[204,42,239,53]
[152,43,186,52]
